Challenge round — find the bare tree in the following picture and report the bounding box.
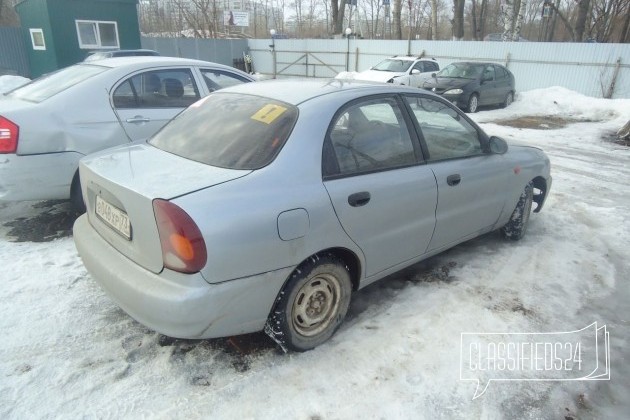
[620,4,630,42]
[331,0,347,34]
[512,0,527,39]
[452,0,465,40]
[393,0,403,39]
[574,0,591,40]
[470,0,488,40]
[502,0,516,40]
[429,0,438,39]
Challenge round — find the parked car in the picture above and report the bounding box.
[0,56,255,210]
[422,62,515,113]
[342,55,440,87]
[74,79,551,352]
[84,49,160,62]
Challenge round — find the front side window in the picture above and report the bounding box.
[113,69,200,109]
[150,93,298,170]
[405,95,482,161]
[200,69,250,92]
[325,97,416,177]
[76,20,120,49]
[482,65,495,81]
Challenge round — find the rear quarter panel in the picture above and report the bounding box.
[174,97,366,284]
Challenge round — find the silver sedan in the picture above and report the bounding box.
[73,79,552,352]
[0,56,254,210]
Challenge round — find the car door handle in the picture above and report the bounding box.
[447,174,461,186]
[348,191,371,207]
[126,116,151,124]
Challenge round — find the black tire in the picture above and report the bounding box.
[467,93,479,113]
[265,253,352,352]
[502,91,514,108]
[70,172,86,214]
[501,182,533,240]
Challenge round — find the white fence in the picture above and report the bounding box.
[248,39,630,99]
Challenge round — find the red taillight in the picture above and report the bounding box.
[0,116,19,154]
[153,199,207,274]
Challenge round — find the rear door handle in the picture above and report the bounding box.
[126,116,151,124]
[348,191,371,207]
[447,174,461,186]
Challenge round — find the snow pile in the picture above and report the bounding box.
[474,86,630,125]
[0,75,30,94]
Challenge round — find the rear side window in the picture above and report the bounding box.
[325,97,416,177]
[6,64,107,103]
[113,69,200,109]
[149,93,298,170]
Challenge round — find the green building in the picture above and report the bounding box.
[15,0,140,77]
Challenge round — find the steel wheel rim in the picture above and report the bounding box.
[292,273,341,337]
[469,96,478,112]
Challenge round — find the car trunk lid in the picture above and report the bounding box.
[80,142,251,273]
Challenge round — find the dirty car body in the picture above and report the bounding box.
[0,56,254,205]
[73,79,551,351]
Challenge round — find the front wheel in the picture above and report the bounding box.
[501,182,533,240]
[265,254,352,352]
[467,93,479,113]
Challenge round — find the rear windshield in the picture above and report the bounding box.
[7,64,108,103]
[149,93,298,170]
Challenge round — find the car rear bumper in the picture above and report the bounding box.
[0,152,81,202]
[73,214,293,339]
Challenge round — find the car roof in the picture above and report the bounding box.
[222,78,429,106]
[80,56,244,72]
[448,61,507,67]
[387,56,436,62]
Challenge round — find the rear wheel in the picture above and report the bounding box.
[502,91,514,108]
[501,182,533,240]
[265,253,352,352]
[467,93,479,113]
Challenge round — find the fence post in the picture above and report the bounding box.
[505,52,511,68]
[605,57,622,99]
[355,47,359,72]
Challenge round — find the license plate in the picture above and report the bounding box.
[95,195,131,240]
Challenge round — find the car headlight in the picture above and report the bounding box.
[444,89,463,95]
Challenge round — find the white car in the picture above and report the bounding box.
[338,56,439,87]
[0,56,255,210]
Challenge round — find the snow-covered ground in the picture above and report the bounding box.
[1,87,629,419]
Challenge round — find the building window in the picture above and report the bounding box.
[29,28,46,51]
[75,20,119,49]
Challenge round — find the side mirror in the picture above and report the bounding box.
[482,75,492,83]
[411,69,420,75]
[489,136,508,154]
[431,72,437,79]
